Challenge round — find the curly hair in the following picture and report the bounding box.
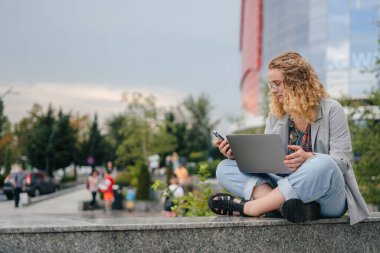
[268,51,327,123]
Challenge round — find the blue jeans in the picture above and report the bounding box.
[216,154,347,218]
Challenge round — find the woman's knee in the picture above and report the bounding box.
[288,154,342,191]
[301,154,340,178]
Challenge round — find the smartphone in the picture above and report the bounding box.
[212,130,225,141]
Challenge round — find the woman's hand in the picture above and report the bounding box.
[214,139,234,159]
[284,145,313,171]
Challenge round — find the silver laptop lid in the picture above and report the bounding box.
[226,134,291,174]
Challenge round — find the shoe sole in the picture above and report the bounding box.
[281,199,320,223]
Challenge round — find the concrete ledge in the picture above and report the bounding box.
[0,213,379,252]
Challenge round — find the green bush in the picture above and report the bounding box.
[189,151,208,163]
[60,174,77,183]
[115,171,131,187]
[207,159,221,178]
[152,162,215,217]
[209,146,226,160]
[134,162,151,200]
[187,163,199,175]
[174,162,214,216]
[339,89,380,204]
[186,159,221,178]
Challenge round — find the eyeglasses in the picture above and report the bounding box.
[267,81,282,91]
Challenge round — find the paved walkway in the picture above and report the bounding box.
[0,185,162,220]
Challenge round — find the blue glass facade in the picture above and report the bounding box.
[260,0,380,98]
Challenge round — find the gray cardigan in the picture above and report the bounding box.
[265,98,369,225]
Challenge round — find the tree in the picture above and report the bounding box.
[115,92,176,168]
[339,89,380,204]
[14,104,43,159]
[162,111,187,158]
[79,114,108,167]
[111,92,177,200]
[25,105,77,176]
[27,105,56,175]
[181,94,218,158]
[51,110,77,172]
[70,113,91,175]
[0,99,13,173]
[0,98,6,137]
[0,118,15,174]
[105,114,127,164]
[135,162,151,200]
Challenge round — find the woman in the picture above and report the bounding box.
[87,170,99,208]
[208,51,369,225]
[99,169,114,214]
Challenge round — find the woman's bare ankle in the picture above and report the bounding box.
[251,183,274,200]
[243,200,261,216]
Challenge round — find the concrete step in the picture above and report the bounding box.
[0,212,379,252]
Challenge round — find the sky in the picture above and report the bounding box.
[0,0,246,133]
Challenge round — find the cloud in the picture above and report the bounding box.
[2,82,186,126]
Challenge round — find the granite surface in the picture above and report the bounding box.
[0,213,379,252]
[0,212,379,233]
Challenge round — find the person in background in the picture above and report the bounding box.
[99,169,114,214]
[171,152,180,171]
[125,185,136,212]
[163,175,184,217]
[174,163,192,194]
[13,166,26,208]
[107,161,113,172]
[148,154,160,176]
[87,170,99,209]
[165,155,172,169]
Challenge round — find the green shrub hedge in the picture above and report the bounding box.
[60,174,77,183]
[115,171,131,187]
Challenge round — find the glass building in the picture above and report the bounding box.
[241,0,380,115]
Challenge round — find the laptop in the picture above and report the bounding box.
[226,134,292,174]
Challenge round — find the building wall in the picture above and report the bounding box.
[242,0,380,115]
[326,0,380,98]
[240,0,263,114]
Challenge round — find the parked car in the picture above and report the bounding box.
[2,171,60,199]
[2,173,16,200]
[25,171,60,197]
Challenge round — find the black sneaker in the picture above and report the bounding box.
[280,199,320,223]
[263,210,283,218]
